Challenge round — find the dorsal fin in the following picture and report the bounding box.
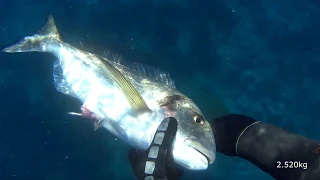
[102,50,176,88]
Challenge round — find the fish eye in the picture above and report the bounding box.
[193,115,205,125]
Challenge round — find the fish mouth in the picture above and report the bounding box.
[185,139,215,164]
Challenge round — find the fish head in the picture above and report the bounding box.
[160,95,216,170]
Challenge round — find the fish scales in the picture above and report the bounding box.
[54,44,179,149]
[2,15,216,170]
[57,45,139,139]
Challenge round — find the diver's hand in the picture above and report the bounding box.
[128,117,183,180]
[209,114,257,156]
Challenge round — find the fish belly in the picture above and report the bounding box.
[53,48,160,149]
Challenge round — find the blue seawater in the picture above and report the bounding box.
[0,0,319,179]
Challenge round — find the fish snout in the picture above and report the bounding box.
[185,138,216,164]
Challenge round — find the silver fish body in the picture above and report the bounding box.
[2,15,216,170]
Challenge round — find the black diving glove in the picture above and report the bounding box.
[209,114,257,156]
[210,114,320,180]
[128,117,183,180]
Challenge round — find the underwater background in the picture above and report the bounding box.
[0,0,320,179]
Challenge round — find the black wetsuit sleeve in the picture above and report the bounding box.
[128,117,183,180]
[211,114,320,180]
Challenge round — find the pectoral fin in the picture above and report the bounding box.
[98,56,153,115]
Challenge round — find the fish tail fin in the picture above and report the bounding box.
[2,15,61,53]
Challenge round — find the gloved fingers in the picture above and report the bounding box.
[128,117,178,180]
[149,117,178,179]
